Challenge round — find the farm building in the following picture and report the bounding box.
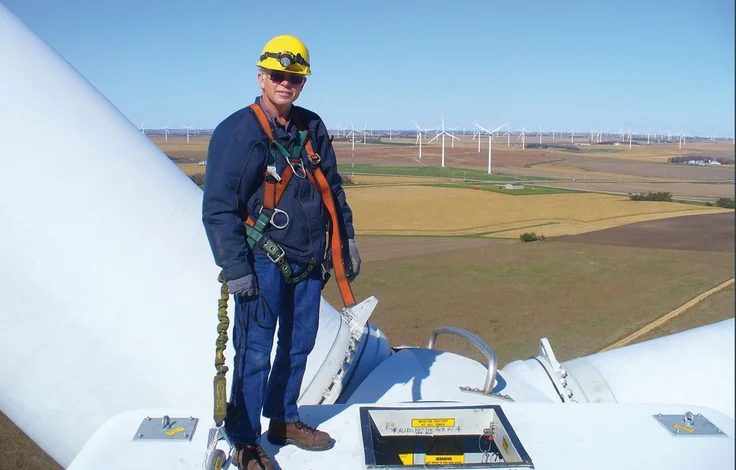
[504,182,525,190]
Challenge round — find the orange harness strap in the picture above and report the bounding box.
[248,103,295,211]
[246,103,357,308]
[303,147,357,308]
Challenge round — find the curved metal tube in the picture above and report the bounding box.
[428,326,498,394]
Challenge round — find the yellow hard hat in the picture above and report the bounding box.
[256,35,311,76]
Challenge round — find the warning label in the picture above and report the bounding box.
[425,455,465,465]
[411,418,456,427]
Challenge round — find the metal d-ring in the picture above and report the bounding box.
[269,208,289,229]
[287,157,307,179]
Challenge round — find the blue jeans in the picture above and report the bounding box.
[225,252,322,445]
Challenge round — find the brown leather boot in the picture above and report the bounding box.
[267,419,335,451]
[232,444,274,470]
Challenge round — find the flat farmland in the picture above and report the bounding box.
[166,135,734,201]
[530,152,734,182]
[150,135,210,162]
[539,181,734,201]
[345,185,730,238]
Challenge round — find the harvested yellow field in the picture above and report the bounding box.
[347,186,731,238]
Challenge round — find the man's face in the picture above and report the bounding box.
[258,69,306,108]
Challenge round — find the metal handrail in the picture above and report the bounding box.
[427,326,498,394]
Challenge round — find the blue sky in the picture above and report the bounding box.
[3,0,734,137]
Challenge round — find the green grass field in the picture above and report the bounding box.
[434,182,581,195]
[337,163,560,182]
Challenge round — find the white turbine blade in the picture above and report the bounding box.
[491,123,507,133]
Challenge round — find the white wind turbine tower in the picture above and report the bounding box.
[361,125,368,145]
[570,128,575,144]
[412,120,428,162]
[552,129,555,140]
[344,122,356,174]
[504,126,513,147]
[183,125,192,144]
[537,126,543,145]
[475,122,507,175]
[448,125,460,148]
[164,124,169,142]
[427,116,459,168]
[517,126,526,149]
[346,122,356,152]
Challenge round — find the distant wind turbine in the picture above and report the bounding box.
[427,115,459,168]
[183,125,192,144]
[475,122,507,175]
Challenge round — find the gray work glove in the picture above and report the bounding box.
[347,239,361,282]
[227,274,258,298]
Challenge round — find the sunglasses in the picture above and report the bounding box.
[266,72,305,85]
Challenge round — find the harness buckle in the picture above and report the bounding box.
[267,248,285,264]
[310,153,321,165]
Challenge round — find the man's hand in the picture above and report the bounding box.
[347,239,361,282]
[227,274,258,297]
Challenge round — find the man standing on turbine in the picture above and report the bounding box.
[202,35,361,470]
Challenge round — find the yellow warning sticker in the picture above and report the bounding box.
[502,436,509,453]
[398,453,413,465]
[411,418,456,427]
[673,423,696,433]
[164,426,186,436]
[425,455,464,465]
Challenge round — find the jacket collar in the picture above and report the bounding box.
[255,96,296,131]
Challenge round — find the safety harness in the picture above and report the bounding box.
[243,102,356,308]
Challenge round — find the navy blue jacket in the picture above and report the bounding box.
[202,97,355,282]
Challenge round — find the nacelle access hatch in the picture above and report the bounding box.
[360,405,533,468]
